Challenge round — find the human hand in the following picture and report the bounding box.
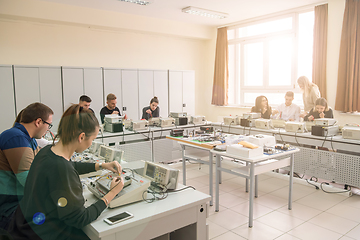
[103,161,122,176]
[110,176,124,194]
[289,118,295,121]
[146,109,152,114]
[300,112,307,118]
[308,115,314,121]
[319,112,325,118]
[272,109,279,115]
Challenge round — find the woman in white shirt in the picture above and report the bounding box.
[297,76,321,116]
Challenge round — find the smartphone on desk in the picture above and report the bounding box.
[104,211,134,225]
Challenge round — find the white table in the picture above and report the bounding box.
[82,160,211,240]
[212,148,300,228]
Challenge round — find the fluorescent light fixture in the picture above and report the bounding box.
[119,0,153,6]
[182,6,229,19]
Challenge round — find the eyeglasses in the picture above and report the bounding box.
[42,119,53,129]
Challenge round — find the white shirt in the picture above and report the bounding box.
[276,103,301,121]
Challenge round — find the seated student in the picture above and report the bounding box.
[0,103,53,231]
[304,97,334,121]
[79,95,95,114]
[7,105,124,239]
[100,93,126,124]
[142,96,160,120]
[251,95,272,119]
[272,91,301,121]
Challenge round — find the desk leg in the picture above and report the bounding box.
[288,154,294,210]
[209,151,213,206]
[245,162,249,193]
[215,154,220,212]
[219,156,222,184]
[182,145,186,185]
[248,163,255,228]
[255,175,258,198]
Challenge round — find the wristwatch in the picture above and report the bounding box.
[99,162,103,170]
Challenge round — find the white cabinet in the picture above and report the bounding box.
[62,67,103,115]
[103,68,122,111]
[138,70,154,118]
[121,69,139,120]
[182,71,195,116]
[13,66,41,114]
[39,67,63,128]
[169,70,195,115]
[0,65,16,132]
[84,68,103,117]
[139,70,169,119]
[154,70,169,118]
[62,67,83,110]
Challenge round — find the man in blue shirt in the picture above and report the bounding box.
[0,102,53,231]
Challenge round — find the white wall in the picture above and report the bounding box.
[0,0,217,125]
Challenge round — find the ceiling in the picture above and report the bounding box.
[39,0,326,26]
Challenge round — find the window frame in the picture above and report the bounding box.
[227,10,314,107]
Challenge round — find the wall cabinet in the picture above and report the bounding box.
[0,65,16,132]
[139,70,169,118]
[1,66,195,132]
[169,70,195,115]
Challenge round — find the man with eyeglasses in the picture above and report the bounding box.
[0,102,53,232]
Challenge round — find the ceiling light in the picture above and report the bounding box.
[182,6,229,19]
[119,0,153,6]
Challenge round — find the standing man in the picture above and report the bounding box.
[273,91,301,121]
[100,93,126,124]
[79,95,95,114]
[0,102,53,230]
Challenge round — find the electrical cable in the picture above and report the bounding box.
[320,182,351,194]
[167,186,196,192]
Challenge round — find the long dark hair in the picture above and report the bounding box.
[55,104,99,145]
[254,95,269,112]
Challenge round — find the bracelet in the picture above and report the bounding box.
[102,197,109,206]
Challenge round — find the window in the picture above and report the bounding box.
[227,11,314,107]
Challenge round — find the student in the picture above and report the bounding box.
[0,103,53,230]
[304,97,333,121]
[7,105,124,239]
[272,91,301,121]
[297,76,321,114]
[142,96,160,120]
[251,95,272,119]
[79,95,95,114]
[100,93,126,124]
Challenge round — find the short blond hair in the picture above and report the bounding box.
[107,93,117,101]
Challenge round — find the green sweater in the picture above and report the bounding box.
[8,145,106,240]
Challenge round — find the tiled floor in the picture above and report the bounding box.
[169,159,360,240]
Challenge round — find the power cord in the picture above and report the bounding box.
[320,182,351,194]
[306,176,319,190]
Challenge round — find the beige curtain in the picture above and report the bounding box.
[335,0,360,112]
[312,4,328,100]
[211,27,228,106]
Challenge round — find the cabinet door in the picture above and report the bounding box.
[168,71,183,113]
[154,70,168,118]
[138,70,154,118]
[62,68,84,110]
[121,70,139,120]
[39,67,63,128]
[13,66,41,114]
[84,68,103,118]
[0,66,16,132]
[103,69,122,112]
[182,71,195,116]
